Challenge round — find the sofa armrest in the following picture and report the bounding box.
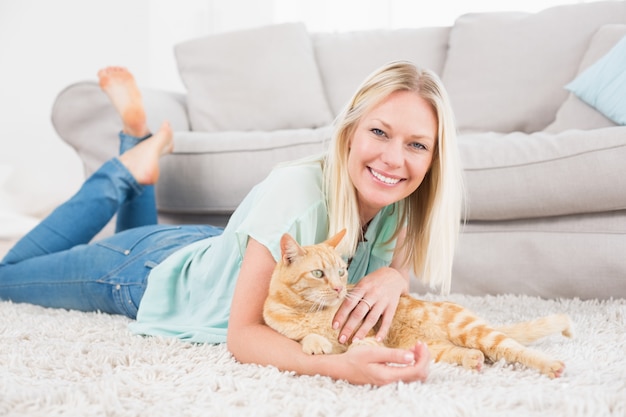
[51,81,189,177]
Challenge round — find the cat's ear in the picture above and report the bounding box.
[324,229,346,249]
[280,233,305,265]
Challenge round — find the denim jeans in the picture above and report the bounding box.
[0,133,222,318]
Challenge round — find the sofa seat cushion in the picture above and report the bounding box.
[175,23,333,132]
[459,127,626,221]
[312,27,450,116]
[156,127,332,213]
[442,1,626,134]
[546,24,626,133]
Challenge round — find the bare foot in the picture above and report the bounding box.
[119,122,173,185]
[98,66,149,138]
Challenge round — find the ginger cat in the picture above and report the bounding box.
[263,230,573,378]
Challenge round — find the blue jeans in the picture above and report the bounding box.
[0,132,222,318]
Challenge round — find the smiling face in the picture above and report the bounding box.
[347,90,437,223]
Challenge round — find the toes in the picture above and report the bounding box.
[462,350,485,371]
[544,361,565,378]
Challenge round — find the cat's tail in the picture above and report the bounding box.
[496,314,573,345]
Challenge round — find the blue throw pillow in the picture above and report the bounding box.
[566,35,626,126]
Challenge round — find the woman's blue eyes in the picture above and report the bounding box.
[371,128,427,150]
[410,142,427,150]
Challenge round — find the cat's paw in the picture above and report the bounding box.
[542,360,565,378]
[350,336,383,349]
[301,334,333,355]
[462,349,485,371]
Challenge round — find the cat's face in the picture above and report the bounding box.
[278,231,348,307]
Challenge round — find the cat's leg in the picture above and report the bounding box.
[496,314,573,345]
[301,333,334,355]
[427,340,485,371]
[478,333,565,378]
[441,303,567,377]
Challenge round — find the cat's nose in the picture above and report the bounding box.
[334,286,344,294]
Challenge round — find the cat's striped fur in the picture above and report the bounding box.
[263,230,572,378]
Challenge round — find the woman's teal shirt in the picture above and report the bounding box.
[129,160,399,343]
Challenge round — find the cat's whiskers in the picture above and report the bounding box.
[308,294,327,314]
[345,290,364,305]
[306,288,343,312]
[306,291,325,311]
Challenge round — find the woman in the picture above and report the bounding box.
[0,61,463,386]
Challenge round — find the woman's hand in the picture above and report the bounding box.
[332,266,409,345]
[334,341,430,386]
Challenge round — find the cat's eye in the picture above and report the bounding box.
[311,270,324,278]
[338,269,346,277]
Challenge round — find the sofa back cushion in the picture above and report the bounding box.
[175,23,333,132]
[546,24,626,133]
[442,1,626,134]
[156,127,332,213]
[312,27,450,116]
[565,31,626,126]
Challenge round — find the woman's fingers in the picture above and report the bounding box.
[336,293,401,343]
[351,301,384,342]
[373,301,398,342]
[396,342,431,382]
[376,342,431,383]
[349,342,431,385]
[334,297,371,343]
[332,293,358,329]
[333,268,407,344]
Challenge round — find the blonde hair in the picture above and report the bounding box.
[323,61,464,294]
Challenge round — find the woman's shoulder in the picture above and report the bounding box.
[263,156,324,190]
[231,156,329,260]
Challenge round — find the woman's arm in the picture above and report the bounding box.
[226,236,429,386]
[333,228,411,344]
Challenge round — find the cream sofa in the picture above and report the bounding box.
[52,1,626,299]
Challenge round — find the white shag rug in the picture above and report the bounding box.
[1,293,625,417]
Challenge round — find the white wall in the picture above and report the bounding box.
[273,0,588,31]
[0,0,151,218]
[0,0,594,232]
[0,0,277,224]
